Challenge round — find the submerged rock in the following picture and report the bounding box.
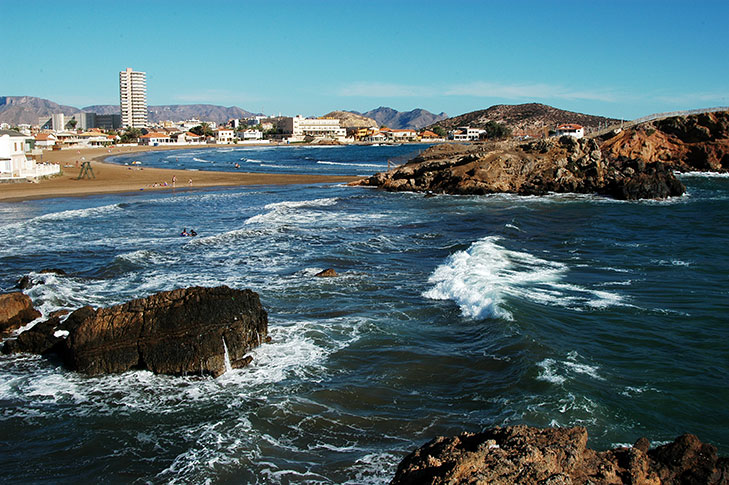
[391,425,729,484]
[2,286,268,377]
[0,292,41,335]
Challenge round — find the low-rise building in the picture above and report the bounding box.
[382,128,417,141]
[556,123,584,138]
[215,127,235,144]
[1,130,59,179]
[449,126,485,141]
[139,132,172,146]
[34,133,58,149]
[279,115,347,142]
[239,129,263,141]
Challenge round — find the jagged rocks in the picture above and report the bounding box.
[391,425,729,485]
[2,286,268,378]
[354,137,684,200]
[314,268,338,277]
[0,292,41,335]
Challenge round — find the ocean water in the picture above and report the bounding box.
[0,147,728,483]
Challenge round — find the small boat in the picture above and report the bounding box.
[131,160,142,165]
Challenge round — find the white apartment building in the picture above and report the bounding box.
[279,115,346,141]
[215,128,235,144]
[119,67,148,128]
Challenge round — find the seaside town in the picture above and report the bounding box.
[0,67,590,182]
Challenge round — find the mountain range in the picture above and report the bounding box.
[0,96,256,126]
[353,107,448,130]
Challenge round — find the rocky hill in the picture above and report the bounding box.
[322,110,378,129]
[429,103,620,136]
[356,107,448,130]
[0,96,80,125]
[0,96,256,125]
[600,110,729,171]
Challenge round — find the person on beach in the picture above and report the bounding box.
[188,178,192,186]
[172,175,176,187]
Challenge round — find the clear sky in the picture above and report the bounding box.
[3,0,728,120]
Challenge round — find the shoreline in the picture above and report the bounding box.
[0,145,358,203]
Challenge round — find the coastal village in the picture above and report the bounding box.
[0,67,593,182]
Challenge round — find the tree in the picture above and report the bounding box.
[190,123,214,137]
[480,121,512,140]
[119,127,142,143]
[432,126,447,137]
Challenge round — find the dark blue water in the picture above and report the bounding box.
[1,146,727,483]
[106,144,432,176]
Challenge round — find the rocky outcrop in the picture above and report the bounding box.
[2,286,268,377]
[0,292,41,335]
[314,268,338,278]
[392,425,729,485]
[354,137,685,200]
[600,111,729,172]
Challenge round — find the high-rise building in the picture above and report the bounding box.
[119,67,148,128]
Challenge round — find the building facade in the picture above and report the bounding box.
[278,115,346,142]
[119,67,148,128]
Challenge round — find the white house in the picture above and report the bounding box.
[215,128,235,144]
[364,131,387,143]
[34,133,58,149]
[382,128,417,141]
[279,115,347,142]
[139,132,172,146]
[449,126,485,141]
[556,123,584,139]
[1,130,60,179]
[240,129,263,141]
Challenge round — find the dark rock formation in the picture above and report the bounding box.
[392,425,729,485]
[314,268,338,278]
[0,292,41,335]
[354,137,685,200]
[2,286,268,377]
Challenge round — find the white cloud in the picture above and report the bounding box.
[338,82,436,97]
[338,80,620,102]
[445,82,619,102]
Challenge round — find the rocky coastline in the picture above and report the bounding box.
[392,425,729,484]
[1,285,268,377]
[354,111,729,200]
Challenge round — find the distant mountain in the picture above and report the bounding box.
[82,104,256,124]
[0,96,257,126]
[322,110,378,129]
[355,107,448,130]
[429,103,620,136]
[0,96,80,125]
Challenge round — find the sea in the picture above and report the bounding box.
[1,144,727,484]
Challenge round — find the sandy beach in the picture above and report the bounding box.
[0,145,358,203]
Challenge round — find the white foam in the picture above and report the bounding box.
[192,157,214,163]
[423,236,627,319]
[677,171,729,178]
[536,358,566,384]
[317,161,385,168]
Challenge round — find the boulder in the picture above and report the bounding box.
[2,286,268,378]
[59,286,267,377]
[391,425,729,485]
[0,292,41,335]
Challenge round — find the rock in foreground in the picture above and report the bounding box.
[3,286,268,377]
[392,425,729,484]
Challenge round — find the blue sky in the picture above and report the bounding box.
[3,0,728,120]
